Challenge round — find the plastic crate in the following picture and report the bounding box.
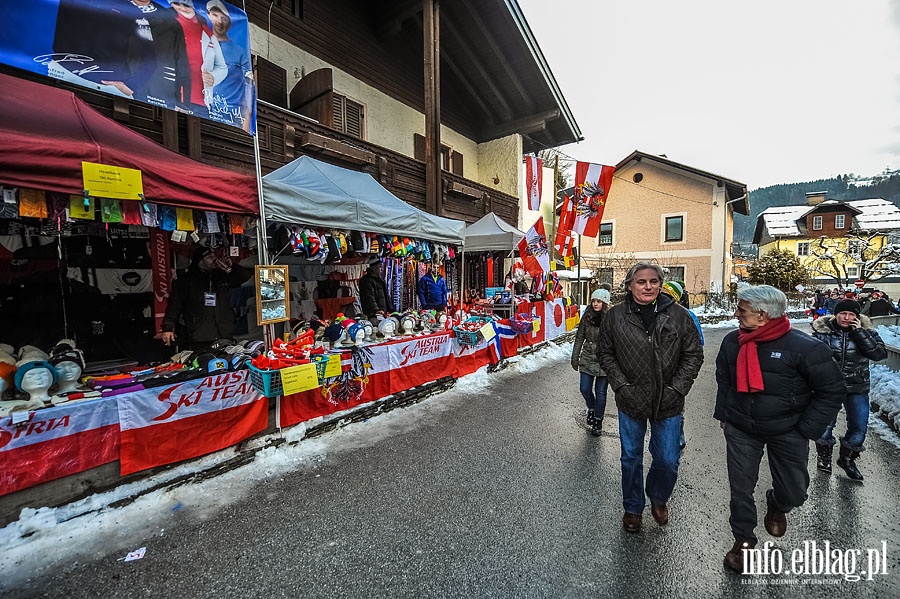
[509,317,534,335]
[453,316,493,346]
[248,363,284,398]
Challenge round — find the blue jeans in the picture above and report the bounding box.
[818,392,870,450]
[619,410,682,513]
[579,373,609,415]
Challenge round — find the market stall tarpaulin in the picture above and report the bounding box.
[0,0,255,133]
[0,398,120,496]
[117,371,266,475]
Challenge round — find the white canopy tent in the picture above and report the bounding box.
[463,212,524,251]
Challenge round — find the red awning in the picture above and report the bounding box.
[0,74,258,215]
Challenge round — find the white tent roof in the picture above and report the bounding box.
[463,212,525,251]
[262,156,466,245]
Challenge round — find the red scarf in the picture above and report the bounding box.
[736,316,791,393]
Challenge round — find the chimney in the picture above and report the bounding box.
[806,191,827,206]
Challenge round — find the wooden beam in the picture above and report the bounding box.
[186,115,202,161]
[481,109,559,140]
[161,110,179,151]
[423,0,441,216]
[297,131,375,165]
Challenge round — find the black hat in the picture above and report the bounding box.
[192,245,214,266]
[833,299,861,316]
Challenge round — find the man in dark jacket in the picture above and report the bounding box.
[358,262,394,317]
[158,246,252,350]
[716,285,845,572]
[812,299,887,480]
[417,261,448,311]
[597,262,704,534]
[861,291,900,317]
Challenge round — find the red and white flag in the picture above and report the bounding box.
[524,155,543,211]
[554,194,576,256]
[517,218,550,277]
[573,162,615,238]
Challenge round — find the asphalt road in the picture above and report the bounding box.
[5,324,900,598]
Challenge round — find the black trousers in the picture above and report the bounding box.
[724,424,810,541]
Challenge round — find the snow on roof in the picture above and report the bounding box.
[758,205,811,237]
[846,198,900,231]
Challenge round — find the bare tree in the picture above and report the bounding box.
[537,149,573,191]
[808,231,900,287]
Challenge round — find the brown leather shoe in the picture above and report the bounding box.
[724,539,757,572]
[651,503,669,526]
[764,506,787,537]
[622,512,642,533]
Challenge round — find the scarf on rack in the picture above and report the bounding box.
[736,316,791,393]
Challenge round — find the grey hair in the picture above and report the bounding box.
[736,285,787,317]
[622,262,666,289]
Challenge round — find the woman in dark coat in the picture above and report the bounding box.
[358,262,395,317]
[811,299,887,480]
[571,288,611,436]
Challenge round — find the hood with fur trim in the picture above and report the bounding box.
[811,314,875,334]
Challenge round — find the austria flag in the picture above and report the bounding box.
[573,162,615,238]
[554,194,576,257]
[517,218,550,277]
[524,155,543,211]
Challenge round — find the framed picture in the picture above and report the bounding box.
[255,265,290,325]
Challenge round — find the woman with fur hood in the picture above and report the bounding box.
[571,288,611,436]
[811,299,887,480]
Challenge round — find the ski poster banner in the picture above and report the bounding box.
[0,0,256,133]
[0,397,120,496]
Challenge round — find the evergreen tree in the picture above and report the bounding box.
[746,248,809,290]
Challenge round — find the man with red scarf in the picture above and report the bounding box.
[715,285,844,572]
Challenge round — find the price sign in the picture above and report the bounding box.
[323,355,342,378]
[479,321,496,342]
[279,363,319,395]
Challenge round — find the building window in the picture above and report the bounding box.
[596,267,614,286]
[665,266,685,283]
[847,266,859,278]
[273,0,303,19]
[413,134,463,175]
[797,242,810,256]
[665,216,683,242]
[848,240,861,258]
[835,214,845,229]
[599,222,613,246]
[332,93,365,140]
[812,215,823,230]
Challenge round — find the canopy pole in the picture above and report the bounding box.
[576,233,582,304]
[461,249,465,311]
[253,127,275,348]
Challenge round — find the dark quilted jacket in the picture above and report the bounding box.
[811,315,887,393]
[714,327,845,439]
[597,293,704,420]
[571,308,606,377]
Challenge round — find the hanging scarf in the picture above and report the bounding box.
[736,316,792,393]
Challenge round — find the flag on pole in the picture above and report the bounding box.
[517,218,550,277]
[554,194,576,256]
[572,162,615,237]
[524,155,543,211]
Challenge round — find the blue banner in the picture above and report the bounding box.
[0,0,255,133]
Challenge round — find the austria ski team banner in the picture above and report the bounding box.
[524,155,543,211]
[117,370,267,475]
[0,398,120,496]
[572,162,615,237]
[0,0,256,133]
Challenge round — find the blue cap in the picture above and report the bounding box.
[14,360,57,392]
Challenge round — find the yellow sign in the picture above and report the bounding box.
[82,162,144,200]
[279,363,320,395]
[69,195,95,220]
[479,322,496,342]
[323,355,342,378]
[533,318,541,333]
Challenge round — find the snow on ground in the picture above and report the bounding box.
[0,343,570,590]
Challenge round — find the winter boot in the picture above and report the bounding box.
[837,445,864,481]
[586,410,596,427]
[815,443,833,473]
[591,416,602,437]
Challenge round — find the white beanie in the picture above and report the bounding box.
[590,289,611,304]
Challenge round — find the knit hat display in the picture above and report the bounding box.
[14,360,57,392]
[833,299,861,316]
[590,289,611,304]
[662,281,684,301]
[49,340,86,370]
[0,361,16,387]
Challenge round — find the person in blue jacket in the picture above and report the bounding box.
[417,261,448,311]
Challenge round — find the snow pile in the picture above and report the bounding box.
[870,364,900,430]
[875,324,900,347]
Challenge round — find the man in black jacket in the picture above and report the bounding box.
[158,246,251,350]
[716,285,845,572]
[358,262,394,317]
[811,299,887,480]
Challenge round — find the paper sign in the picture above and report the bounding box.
[69,195,95,220]
[323,355,342,378]
[11,410,31,425]
[2,188,15,204]
[479,322,496,342]
[82,162,144,200]
[229,246,240,257]
[175,207,195,231]
[533,319,541,333]
[279,363,320,395]
[124,547,146,562]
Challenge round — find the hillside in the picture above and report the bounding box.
[733,171,900,242]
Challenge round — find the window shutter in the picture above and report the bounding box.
[254,56,287,108]
[414,133,426,161]
[344,98,364,139]
[332,94,345,133]
[450,151,463,176]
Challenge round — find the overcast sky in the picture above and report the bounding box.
[518,0,900,190]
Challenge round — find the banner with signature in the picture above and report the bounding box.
[0,0,255,133]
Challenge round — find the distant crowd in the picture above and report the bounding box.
[808,287,900,319]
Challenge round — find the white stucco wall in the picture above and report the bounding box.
[250,27,521,193]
